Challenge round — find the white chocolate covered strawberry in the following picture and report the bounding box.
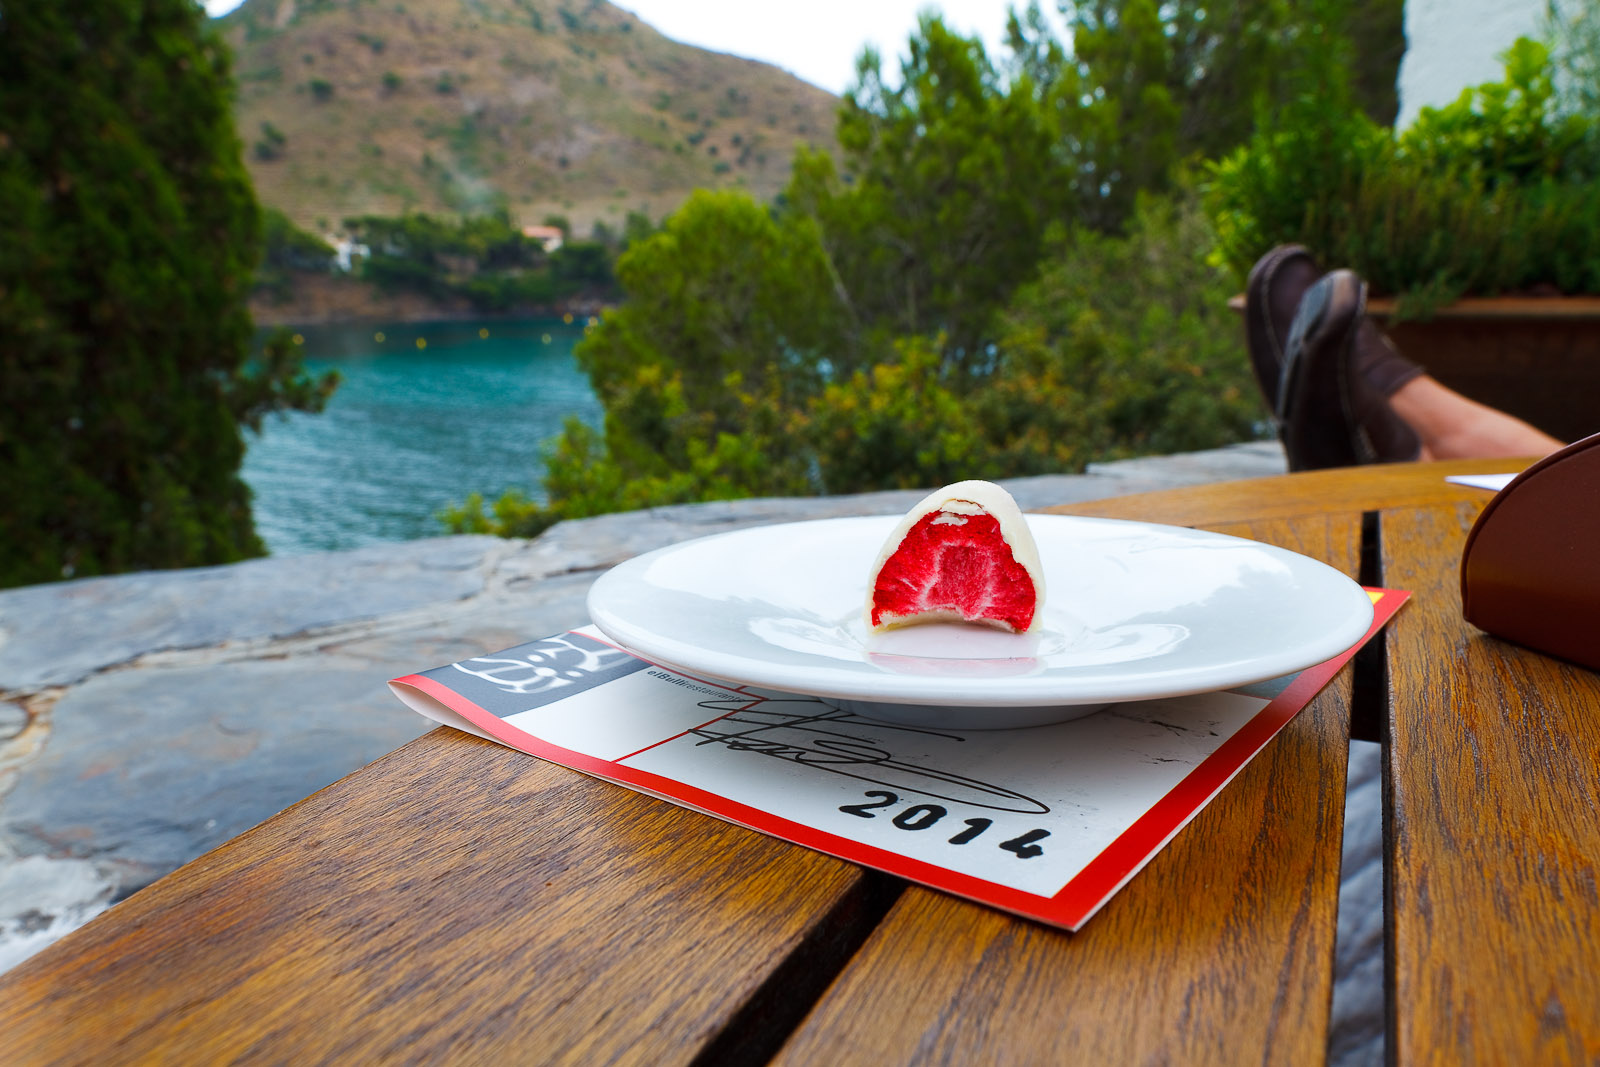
[866,480,1044,633]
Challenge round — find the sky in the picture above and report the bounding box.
[203,0,1063,95]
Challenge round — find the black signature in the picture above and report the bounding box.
[688,698,1049,815]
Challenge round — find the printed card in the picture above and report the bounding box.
[390,588,1406,930]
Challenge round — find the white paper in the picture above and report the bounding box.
[1446,473,1517,492]
[391,628,1275,916]
[389,600,1408,929]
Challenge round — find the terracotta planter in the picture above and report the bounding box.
[1232,295,1600,444]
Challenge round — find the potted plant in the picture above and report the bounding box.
[1207,34,1600,442]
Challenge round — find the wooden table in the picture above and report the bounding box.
[5,459,1600,1064]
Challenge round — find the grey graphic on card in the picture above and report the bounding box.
[431,632,648,717]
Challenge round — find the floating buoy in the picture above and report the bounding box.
[374,331,386,342]
[479,327,489,339]
[416,337,427,349]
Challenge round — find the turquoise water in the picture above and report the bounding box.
[241,319,602,556]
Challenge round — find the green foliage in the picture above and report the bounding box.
[256,208,334,301]
[346,210,618,312]
[234,330,342,436]
[807,338,1001,494]
[1547,0,1600,122]
[1208,38,1600,312]
[998,186,1263,448]
[1342,0,1406,126]
[792,16,1071,370]
[254,119,287,161]
[586,210,658,251]
[558,189,840,489]
[443,189,847,534]
[1403,39,1595,185]
[446,182,1260,536]
[787,3,1387,374]
[1002,0,1386,232]
[0,0,336,587]
[450,2,1388,537]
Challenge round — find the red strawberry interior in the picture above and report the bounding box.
[871,509,1037,631]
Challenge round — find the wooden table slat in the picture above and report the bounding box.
[1045,458,1533,529]
[0,732,879,1066]
[772,514,1363,1065]
[1381,502,1600,1064]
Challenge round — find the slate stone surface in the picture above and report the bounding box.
[0,855,116,975]
[0,700,24,742]
[0,536,503,691]
[2,654,437,884]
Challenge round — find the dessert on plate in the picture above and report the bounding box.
[866,480,1044,634]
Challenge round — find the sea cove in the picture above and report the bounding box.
[242,319,601,556]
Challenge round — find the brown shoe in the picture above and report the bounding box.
[1245,244,1322,421]
[1278,271,1422,471]
[1277,271,1367,470]
[1246,244,1425,438]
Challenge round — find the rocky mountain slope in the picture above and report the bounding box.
[221,0,841,234]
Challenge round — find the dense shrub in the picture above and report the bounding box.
[1208,38,1600,313]
[0,0,335,587]
[996,186,1261,453]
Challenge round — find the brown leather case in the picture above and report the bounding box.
[1460,432,1600,670]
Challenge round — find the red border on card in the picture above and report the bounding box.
[391,588,1408,931]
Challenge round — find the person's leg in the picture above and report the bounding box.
[1247,245,1565,466]
[1387,375,1565,461]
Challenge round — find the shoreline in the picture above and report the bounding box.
[249,270,613,328]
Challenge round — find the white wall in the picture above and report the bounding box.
[1396,0,1545,126]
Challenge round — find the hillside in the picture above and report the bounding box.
[221,0,842,235]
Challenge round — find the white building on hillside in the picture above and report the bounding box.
[521,225,565,253]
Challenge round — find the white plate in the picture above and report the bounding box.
[586,515,1373,729]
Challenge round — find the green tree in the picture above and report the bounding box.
[560,190,843,496]
[452,1,1394,537]
[790,16,1071,372]
[0,0,335,587]
[787,2,1398,369]
[997,183,1261,451]
[1031,0,1393,231]
[443,190,862,535]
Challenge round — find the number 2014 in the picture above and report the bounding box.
[838,790,1049,859]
